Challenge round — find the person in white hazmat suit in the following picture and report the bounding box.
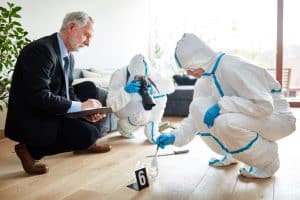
[156,33,296,178]
[107,54,175,143]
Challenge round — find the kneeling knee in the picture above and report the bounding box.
[212,114,235,136]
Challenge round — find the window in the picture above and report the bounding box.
[150,0,300,106]
[283,0,300,102]
[149,0,276,76]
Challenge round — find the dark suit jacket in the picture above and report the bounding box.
[5,33,77,146]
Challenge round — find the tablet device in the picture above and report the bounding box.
[60,107,113,118]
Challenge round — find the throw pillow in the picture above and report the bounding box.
[81,69,111,87]
[82,70,102,79]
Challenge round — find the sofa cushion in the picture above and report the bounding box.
[81,69,111,88]
[173,74,196,85]
[164,85,194,117]
[72,77,103,87]
[73,68,83,79]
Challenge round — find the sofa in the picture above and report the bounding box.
[72,68,118,135]
[164,75,195,117]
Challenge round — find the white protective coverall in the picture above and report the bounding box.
[107,54,175,143]
[173,33,296,178]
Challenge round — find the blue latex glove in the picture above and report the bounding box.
[147,85,153,94]
[124,80,141,93]
[203,103,220,128]
[156,133,175,149]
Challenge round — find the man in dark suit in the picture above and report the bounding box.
[5,11,112,175]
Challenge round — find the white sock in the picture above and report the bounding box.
[209,154,238,167]
[239,159,280,179]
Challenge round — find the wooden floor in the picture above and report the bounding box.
[0,110,300,200]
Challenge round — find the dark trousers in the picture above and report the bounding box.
[28,118,99,159]
[28,81,102,160]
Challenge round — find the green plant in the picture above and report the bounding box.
[0,2,31,110]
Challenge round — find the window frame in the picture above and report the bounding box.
[277,0,299,107]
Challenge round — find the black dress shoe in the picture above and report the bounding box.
[15,143,48,175]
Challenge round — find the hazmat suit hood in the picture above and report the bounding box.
[127,54,149,77]
[175,33,217,71]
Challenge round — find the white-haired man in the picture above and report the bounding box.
[5,11,111,175]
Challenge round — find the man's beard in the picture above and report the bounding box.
[69,38,83,52]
